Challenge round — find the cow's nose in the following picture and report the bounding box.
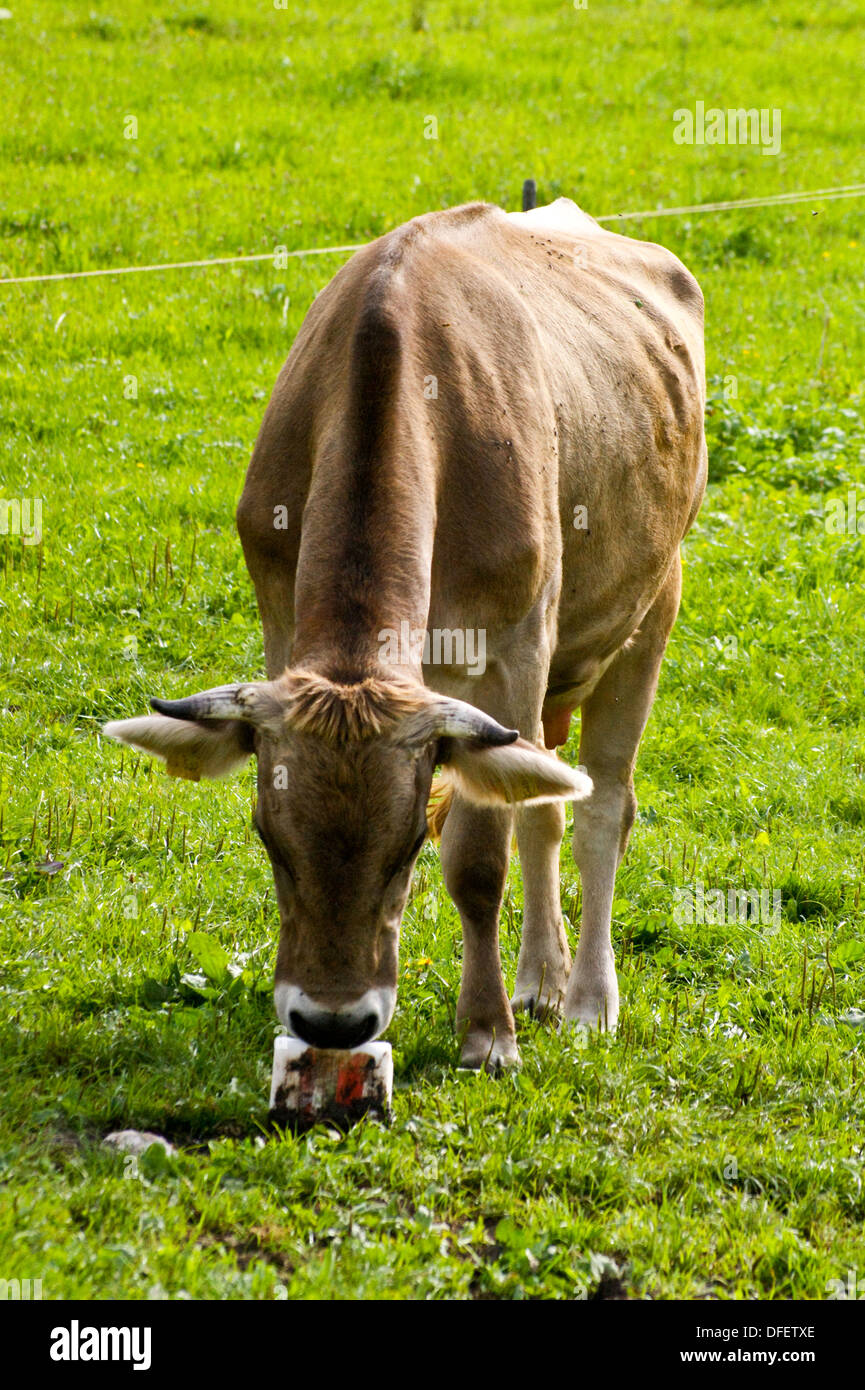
[288,997,380,1050]
[289,1008,378,1049]
[274,983,395,1048]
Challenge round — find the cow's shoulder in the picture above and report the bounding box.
[362,201,500,279]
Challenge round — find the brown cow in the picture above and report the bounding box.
[104,198,706,1070]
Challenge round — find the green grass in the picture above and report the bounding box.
[1,0,864,1300]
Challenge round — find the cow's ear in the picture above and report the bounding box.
[102,715,255,781]
[439,736,592,807]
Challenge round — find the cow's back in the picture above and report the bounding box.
[388,199,707,671]
[240,199,706,687]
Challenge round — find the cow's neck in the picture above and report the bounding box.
[290,447,434,685]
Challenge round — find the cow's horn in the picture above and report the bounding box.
[150,684,260,723]
[432,699,519,746]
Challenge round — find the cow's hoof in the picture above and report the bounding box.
[511,985,565,1022]
[563,963,619,1033]
[563,995,619,1033]
[458,1031,520,1073]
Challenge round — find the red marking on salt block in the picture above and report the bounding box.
[335,1057,367,1105]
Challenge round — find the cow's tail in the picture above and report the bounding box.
[426,777,453,840]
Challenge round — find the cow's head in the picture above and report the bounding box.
[104,671,590,1047]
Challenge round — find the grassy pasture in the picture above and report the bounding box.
[1,0,864,1299]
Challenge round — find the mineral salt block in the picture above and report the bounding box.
[269,1035,393,1131]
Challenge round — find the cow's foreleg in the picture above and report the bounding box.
[440,797,519,1071]
[565,558,682,1031]
[511,799,570,1017]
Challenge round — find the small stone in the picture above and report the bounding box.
[104,1129,176,1157]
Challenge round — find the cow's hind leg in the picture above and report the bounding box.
[511,799,570,1018]
[565,557,682,1031]
[440,797,519,1071]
